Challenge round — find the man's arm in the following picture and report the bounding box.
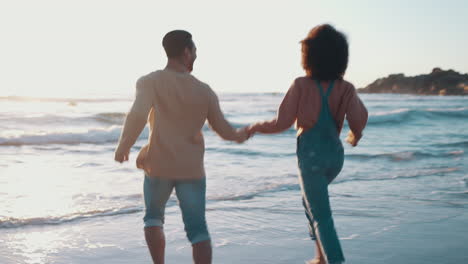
[115,76,154,162]
[207,88,247,143]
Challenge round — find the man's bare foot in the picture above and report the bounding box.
[306,258,326,264]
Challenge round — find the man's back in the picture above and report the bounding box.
[148,69,210,134]
[116,68,241,180]
[143,69,212,179]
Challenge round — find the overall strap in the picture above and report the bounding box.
[315,80,335,99]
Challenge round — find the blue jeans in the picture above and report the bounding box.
[143,175,210,244]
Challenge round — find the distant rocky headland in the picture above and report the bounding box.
[358,68,468,95]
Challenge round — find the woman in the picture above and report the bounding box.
[247,24,368,264]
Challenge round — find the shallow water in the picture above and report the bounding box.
[0,93,467,263]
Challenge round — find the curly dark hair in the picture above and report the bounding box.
[301,24,349,80]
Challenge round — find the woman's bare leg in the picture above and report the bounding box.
[307,239,326,264]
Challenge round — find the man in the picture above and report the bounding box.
[114,30,248,264]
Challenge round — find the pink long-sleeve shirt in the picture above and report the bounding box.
[250,77,368,138]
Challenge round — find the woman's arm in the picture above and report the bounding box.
[248,80,300,135]
[344,84,368,146]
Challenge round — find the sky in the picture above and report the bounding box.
[1,0,467,98]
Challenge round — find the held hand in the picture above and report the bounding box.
[234,126,253,143]
[234,128,248,143]
[114,150,129,163]
[245,125,256,139]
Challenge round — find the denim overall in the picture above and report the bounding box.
[297,80,345,263]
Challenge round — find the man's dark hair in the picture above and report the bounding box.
[162,30,194,58]
[301,24,349,80]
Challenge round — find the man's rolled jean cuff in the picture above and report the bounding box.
[189,233,211,245]
[144,219,164,228]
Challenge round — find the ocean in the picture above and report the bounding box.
[0,93,467,264]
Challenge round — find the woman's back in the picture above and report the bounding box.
[249,77,367,139]
[294,77,367,135]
